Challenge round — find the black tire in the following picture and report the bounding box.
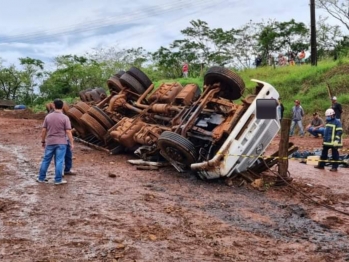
[115,70,126,78]
[194,86,202,101]
[119,72,145,94]
[80,113,107,142]
[66,107,89,137]
[75,102,90,114]
[87,106,115,129]
[94,87,107,96]
[79,88,92,102]
[157,131,197,168]
[107,76,124,92]
[126,67,152,90]
[62,102,70,115]
[79,91,87,102]
[204,66,245,100]
[89,90,102,102]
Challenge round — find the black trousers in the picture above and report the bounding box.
[319,146,339,169]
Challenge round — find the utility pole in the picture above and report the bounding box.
[310,0,317,66]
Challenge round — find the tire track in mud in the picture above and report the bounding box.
[0,144,47,259]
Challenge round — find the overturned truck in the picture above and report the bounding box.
[66,66,281,180]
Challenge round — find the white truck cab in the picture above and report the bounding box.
[191,79,280,179]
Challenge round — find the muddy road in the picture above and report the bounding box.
[0,111,349,262]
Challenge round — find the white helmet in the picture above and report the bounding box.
[325,108,335,117]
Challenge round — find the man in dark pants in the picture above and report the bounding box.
[63,140,76,176]
[331,96,343,121]
[314,108,343,172]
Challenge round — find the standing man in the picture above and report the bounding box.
[306,112,325,138]
[182,63,189,78]
[331,96,343,121]
[47,103,76,177]
[255,55,262,67]
[37,99,74,185]
[289,100,305,137]
[314,108,343,172]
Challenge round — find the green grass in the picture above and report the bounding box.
[151,59,348,120]
[237,59,349,118]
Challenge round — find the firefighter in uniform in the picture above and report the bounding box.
[314,108,343,171]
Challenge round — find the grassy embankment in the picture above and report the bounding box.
[156,59,349,118]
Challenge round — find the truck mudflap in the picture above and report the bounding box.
[191,79,281,179]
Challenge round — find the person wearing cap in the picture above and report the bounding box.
[331,96,343,121]
[314,108,343,172]
[306,112,325,138]
[289,100,305,137]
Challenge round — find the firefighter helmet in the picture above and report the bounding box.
[325,108,335,117]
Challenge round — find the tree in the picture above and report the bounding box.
[256,19,280,59]
[256,19,309,58]
[316,0,349,31]
[275,19,309,52]
[40,55,105,99]
[316,16,343,59]
[0,65,23,100]
[123,47,150,68]
[229,21,261,68]
[152,47,183,78]
[19,57,44,105]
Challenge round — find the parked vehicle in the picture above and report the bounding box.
[14,105,27,110]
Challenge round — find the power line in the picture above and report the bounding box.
[0,0,224,44]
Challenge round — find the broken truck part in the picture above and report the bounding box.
[65,66,280,179]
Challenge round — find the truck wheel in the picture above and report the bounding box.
[107,76,124,92]
[87,106,115,129]
[127,67,152,90]
[94,87,107,96]
[79,88,92,102]
[204,66,245,100]
[75,102,90,114]
[157,131,197,168]
[80,113,108,142]
[66,107,89,137]
[120,72,145,94]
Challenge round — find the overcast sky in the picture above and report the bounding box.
[0,0,343,67]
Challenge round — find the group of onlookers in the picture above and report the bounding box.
[286,96,343,138]
[265,50,307,67]
[277,96,344,172]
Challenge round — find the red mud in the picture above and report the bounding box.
[0,110,348,262]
